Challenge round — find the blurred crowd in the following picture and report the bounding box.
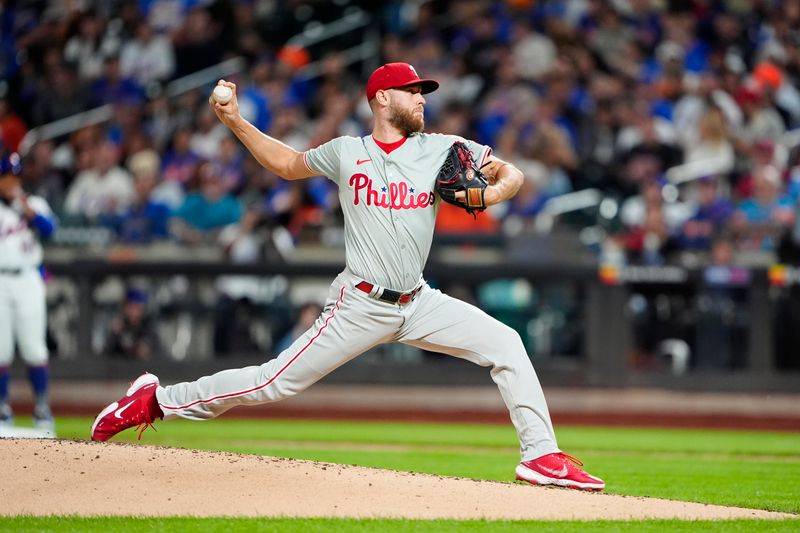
[3,0,800,268]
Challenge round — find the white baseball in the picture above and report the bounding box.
[212,85,233,105]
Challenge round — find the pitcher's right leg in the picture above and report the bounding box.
[156,283,400,420]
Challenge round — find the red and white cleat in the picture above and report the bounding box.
[516,452,605,491]
[91,373,161,442]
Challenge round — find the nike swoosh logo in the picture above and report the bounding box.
[356,159,371,165]
[539,465,568,478]
[114,401,136,419]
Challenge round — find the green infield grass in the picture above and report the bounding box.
[3,517,800,533]
[2,416,798,531]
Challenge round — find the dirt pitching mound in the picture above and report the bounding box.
[0,439,791,520]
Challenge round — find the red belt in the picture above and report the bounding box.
[355,281,421,305]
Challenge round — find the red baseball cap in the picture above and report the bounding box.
[365,62,439,102]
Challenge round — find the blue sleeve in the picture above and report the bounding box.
[30,214,55,238]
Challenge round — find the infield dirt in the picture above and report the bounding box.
[1,439,794,520]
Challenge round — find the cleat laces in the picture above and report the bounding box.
[135,421,157,440]
[560,452,585,467]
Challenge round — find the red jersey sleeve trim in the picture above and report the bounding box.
[479,146,492,168]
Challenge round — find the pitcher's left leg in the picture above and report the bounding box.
[399,285,604,490]
[398,285,558,460]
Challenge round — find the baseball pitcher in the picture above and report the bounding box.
[92,63,604,490]
[0,152,57,431]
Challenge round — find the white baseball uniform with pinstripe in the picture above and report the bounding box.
[156,133,560,461]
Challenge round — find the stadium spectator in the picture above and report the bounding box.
[0,97,28,154]
[119,20,176,86]
[90,55,146,106]
[575,91,622,191]
[236,59,273,133]
[63,141,135,219]
[21,141,66,214]
[589,4,636,78]
[731,165,795,253]
[616,97,678,160]
[104,149,171,243]
[4,1,800,266]
[213,136,246,194]
[735,83,786,149]
[693,236,748,370]
[526,119,576,199]
[619,102,683,183]
[160,127,200,187]
[733,138,781,200]
[142,0,191,35]
[511,19,557,82]
[309,51,361,118]
[172,6,224,79]
[474,51,531,148]
[267,101,311,152]
[63,9,120,81]
[672,72,742,150]
[170,161,242,244]
[112,103,153,162]
[622,203,678,266]
[620,177,690,236]
[677,175,735,252]
[105,288,160,360]
[190,107,230,160]
[230,1,267,63]
[500,169,547,221]
[32,63,94,126]
[678,107,736,184]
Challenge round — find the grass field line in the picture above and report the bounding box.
[211,438,800,462]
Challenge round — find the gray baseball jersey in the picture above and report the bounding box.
[303,133,490,291]
[156,133,561,462]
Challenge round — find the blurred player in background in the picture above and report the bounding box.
[0,152,57,432]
